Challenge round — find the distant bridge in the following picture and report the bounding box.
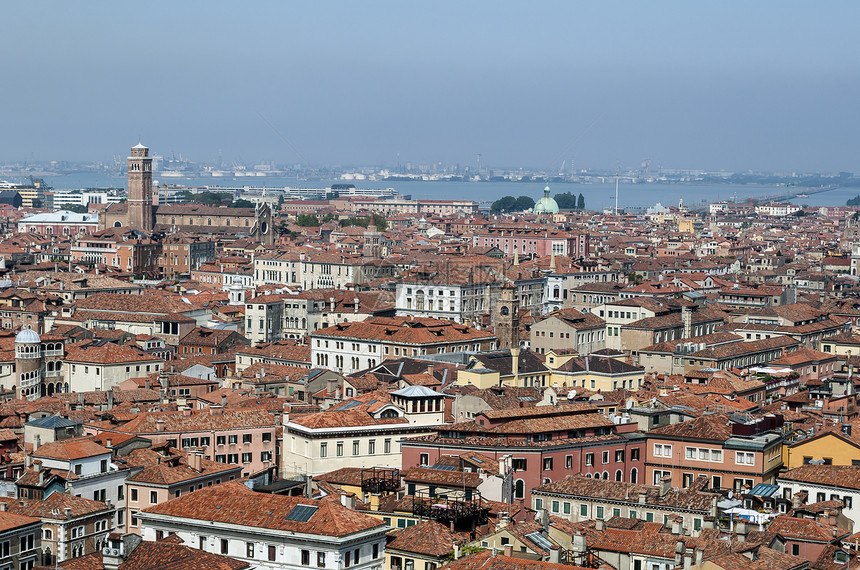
[747,184,839,204]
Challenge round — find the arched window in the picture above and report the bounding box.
[514,479,525,499]
[630,468,638,484]
[603,471,609,480]
[500,306,509,316]
[615,470,623,482]
[43,529,52,540]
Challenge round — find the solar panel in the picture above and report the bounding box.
[525,532,554,551]
[430,464,456,471]
[470,457,484,464]
[335,400,361,411]
[285,504,318,522]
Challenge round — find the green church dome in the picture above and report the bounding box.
[534,185,559,214]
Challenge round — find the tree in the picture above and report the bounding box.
[554,192,577,210]
[576,193,585,210]
[514,195,535,211]
[490,196,517,214]
[848,196,860,206]
[296,214,320,227]
[230,199,254,208]
[63,204,89,214]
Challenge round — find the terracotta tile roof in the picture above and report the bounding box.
[1,491,112,520]
[767,515,849,542]
[290,409,407,429]
[439,551,584,570]
[312,317,496,345]
[401,467,482,488]
[387,520,468,557]
[125,448,242,485]
[65,343,161,364]
[33,437,110,461]
[648,413,734,441]
[534,474,715,512]
[142,481,386,537]
[779,464,860,491]
[106,408,277,435]
[0,511,41,532]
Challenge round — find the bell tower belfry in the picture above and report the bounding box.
[128,141,154,232]
[495,283,520,350]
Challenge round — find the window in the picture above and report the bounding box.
[302,550,311,566]
[792,544,799,556]
[242,452,252,463]
[373,543,380,559]
[420,453,429,466]
[535,498,543,510]
[318,552,326,568]
[602,451,609,464]
[615,450,624,462]
[551,500,560,513]
[247,542,255,558]
[369,440,376,454]
[654,444,672,458]
[221,539,229,554]
[337,442,344,457]
[563,502,571,515]
[130,488,138,502]
[543,458,553,471]
[513,458,527,471]
[585,453,594,466]
[384,439,391,453]
[262,432,272,443]
[735,452,755,466]
[320,443,327,458]
[217,436,226,446]
[580,504,588,517]
[228,435,238,445]
[631,448,640,461]
[269,545,277,562]
[150,491,157,504]
[243,434,253,444]
[596,506,604,519]
[566,455,573,469]
[353,441,360,455]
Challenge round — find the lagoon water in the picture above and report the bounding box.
[34,172,853,212]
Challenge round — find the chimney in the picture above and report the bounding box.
[106,389,114,409]
[675,541,685,566]
[660,475,672,497]
[353,297,360,313]
[735,521,748,542]
[156,420,166,432]
[210,405,223,415]
[144,377,150,390]
[695,548,704,565]
[572,531,587,554]
[221,394,227,406]
[0,503,6,512]
[182,407,191,417]
[106,438,113,448]
[682,306,692,339]
[33,460,41,473]
[64,507,71,518]
[329,297,335,311]
[340,491,356,510]
[511,348,521,379]
[594,519,604,531]
[453,543,461,560]
[548,547,561,564]
[426,365,435,378]
[369,494,380,512]
[671,518,682,535]
[503,544,513,558]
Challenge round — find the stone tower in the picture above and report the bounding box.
[15,328,42,401]
[495,283,520,350]
[128,142,154,232]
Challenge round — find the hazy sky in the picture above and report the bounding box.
[2,1,859,172]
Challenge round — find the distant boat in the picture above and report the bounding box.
[796,193,808,198]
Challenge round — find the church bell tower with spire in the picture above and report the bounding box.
[128,141,154,232]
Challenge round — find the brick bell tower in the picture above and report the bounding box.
[127,141,154,232]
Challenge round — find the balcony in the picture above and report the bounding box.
[412,491,488,529]
[361,467,400,494]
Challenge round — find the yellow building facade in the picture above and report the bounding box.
[783,431,860,470]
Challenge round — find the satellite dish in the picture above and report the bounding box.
[626,399,635,410]
[567,390,577,400]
